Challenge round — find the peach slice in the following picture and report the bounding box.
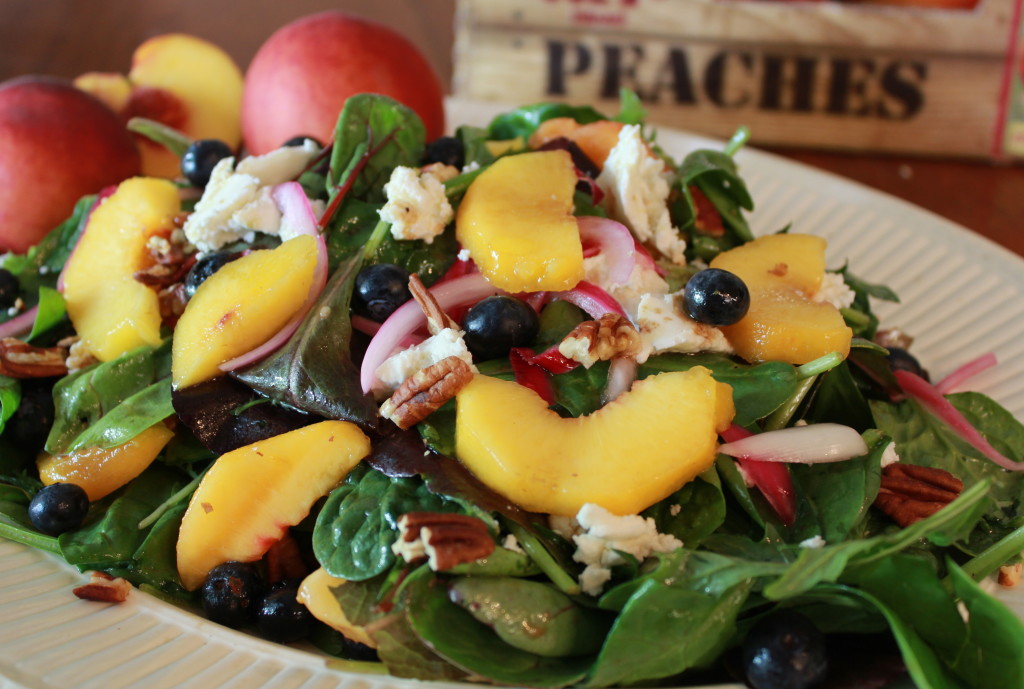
[77,34,243,178]
[297,568,378,648]
[171,234,319,390]
[529,117,625,169]
[456,150,583,292]
[455,369,734,516]
[37,424,175,501]
[176,420,371,591]
[710,233,852,364]
[62,177,179,362]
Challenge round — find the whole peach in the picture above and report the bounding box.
[242,11,445,155]
[0,76,140,253]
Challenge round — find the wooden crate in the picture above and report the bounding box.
[453,0,1024,159]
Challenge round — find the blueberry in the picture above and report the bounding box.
[256,580,312,643]
[683,268,750,326]
[0,268,20,309]
[742,609,828,689]
[462,295,540,361]
[887,347,930,381]
[352,263,412,322]
[201,561,265,628]
[282,135,324,149]
[423,136,465,169]
[6,379,55,455]
[184,252,241,299]
[28,483,89,536]
[181,139,234,188]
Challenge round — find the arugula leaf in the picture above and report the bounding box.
[233,250,378,428]
[670,149,754,262]
[326,94,426,206]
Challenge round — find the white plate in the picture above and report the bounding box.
[1,99,1022,689]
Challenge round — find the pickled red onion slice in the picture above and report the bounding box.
[510,347,557,405]
[360,272,503,393]
[718,423,869,464]
[551,281,627,318]
[934,352,998,395]
[895,369,1024,471]
[604,357,637,403]
[577,216,636,286]
[0,306,39,339]
[721,424,796,526]
[218,191,329,373]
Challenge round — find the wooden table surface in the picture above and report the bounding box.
[2,0,1022,258]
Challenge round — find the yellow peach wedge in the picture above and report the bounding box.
[37,424,175,501]
[171,234,319,390]
[62,177,179,362]
[297,569,378,648]
[176,420,371,591]
[456,150,583,293]
[455,369,734,516]
[710,233,852,365]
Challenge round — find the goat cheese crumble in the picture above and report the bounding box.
[373,327,476,397]
[183,140,321,252]
[569,503,683,596]
[597,125,687,265]
[636,292,734,358]
[379,165,456,244]
[813,272,857,310]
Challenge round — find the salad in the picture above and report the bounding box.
[0,91,1022,689]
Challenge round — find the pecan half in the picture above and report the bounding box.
[380,356,474,429]
[558,313,642,368]
[0,337,68,378]
[998,563,1022,588]
[393,512,495,571]
[874,463,963,527]
[73,571,132,603]
[408,273,458,335]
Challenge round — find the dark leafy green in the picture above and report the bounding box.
[27,286,67,342]
[233,251,378,428]
[46,342,171,454]
[0,376,18,435]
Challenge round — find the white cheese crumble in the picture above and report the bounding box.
[373,327,476,396]
[880,441,901,468]
[813,272,856,310]
[183,141,320,252]
[799,536,827,549]
[502,534,525,554]
[597,125,687,265]
[379,165,454,244]
[583,253,669,321]
[636,293,734,359]
[571,503,684,596]
[457,247,472,262]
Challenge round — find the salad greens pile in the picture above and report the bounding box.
[0,91,1023,689]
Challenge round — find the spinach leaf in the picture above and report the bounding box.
[0,479,57,553]
[313,465,471,581]
[46,342,171,454]
[639,353,800,426]
[403,566,593,687]
[327,94,426,206]
[456,125,497,168]
[871,393,1024,535]
[233,250,378,428]
[0,195,93,317]
[58,465,190,594]
[586,577,751,687]
[67,379,173,452]
[670,149,754,261]
[790,429,887,544]
[800,360,875,432]
[552,361,609,417]
[27,286,67,342]
[0,376,19,435]
[488,103,605,140]
[643,469,726,547]
[333,568,468,682]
